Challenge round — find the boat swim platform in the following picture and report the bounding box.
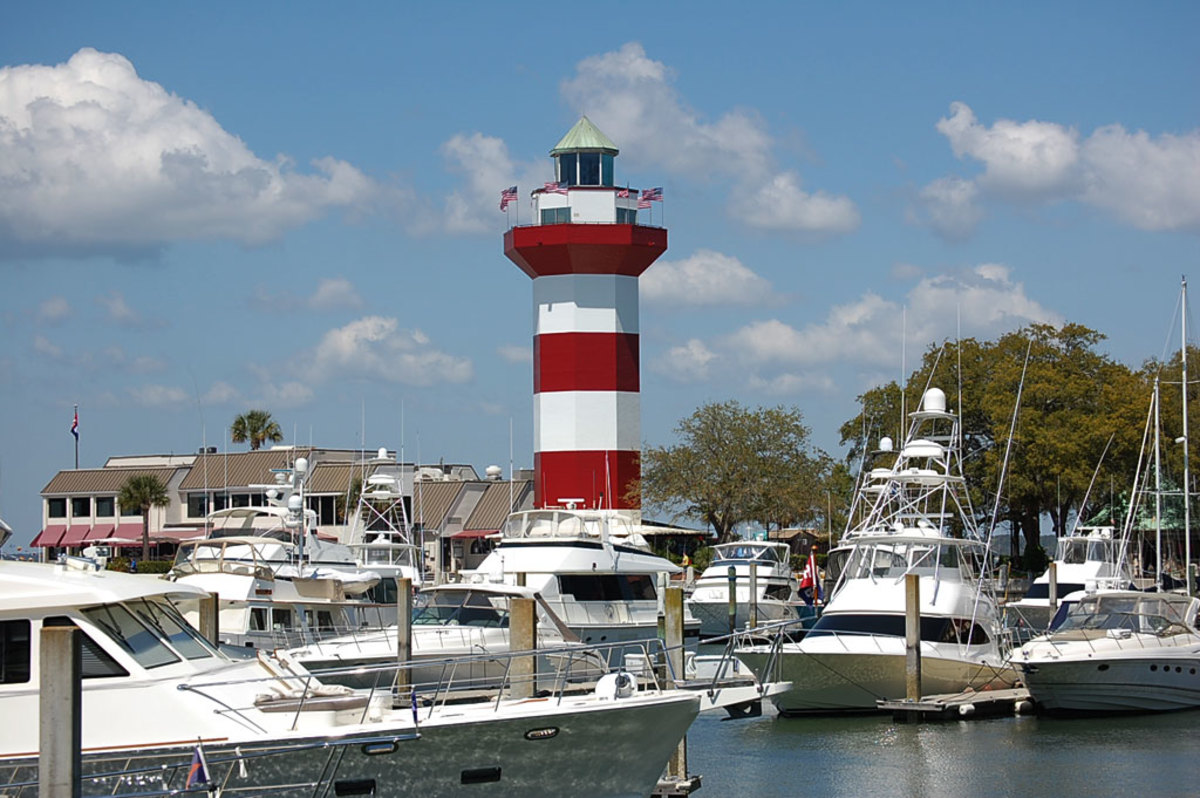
[878,687,1034,722]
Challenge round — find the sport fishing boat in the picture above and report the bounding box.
[463,507,701,644]
[686,540,802,638]
[1009,588,1200,712]
[736,388,1017,714]
[0,556,701,798]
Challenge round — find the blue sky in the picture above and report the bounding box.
[2,2,1198,548]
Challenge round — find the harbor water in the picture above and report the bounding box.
[685,705,1200,798]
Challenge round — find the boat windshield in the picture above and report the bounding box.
[501,510,633,540]
[842,541,972,581]
[412,590,510,628]
[712,544,784,565]
[1056,594,1193,635]
[81,601,203,669]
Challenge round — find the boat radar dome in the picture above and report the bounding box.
[922,388,947,413]
[879,436,893,453]
[486,465,503,480]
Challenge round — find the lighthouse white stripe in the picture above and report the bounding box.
[534,391,641,452]
[533,274,640,335]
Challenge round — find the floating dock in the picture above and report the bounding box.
[878,687,1035,721]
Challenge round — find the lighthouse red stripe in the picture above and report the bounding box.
[534,332,639,393]
[533,450,641,510]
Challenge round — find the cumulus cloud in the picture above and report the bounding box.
[32,335,63,359]
[497,344,532,364]
[560,43,858,235]
[642,249,774,306]
[651,339,718,382]
[0,48,378,257]
[38,296,71,324]
[128,384,189,407]
[296,316,472,387]
[920,102,1200,237]
[96,290,158,328]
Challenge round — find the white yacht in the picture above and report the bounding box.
[1005,525,1134,632]
[736,388,1017,714]
[464,507,700,645]
[1010,589,1200,712]
[686,540,802,638]
[288,583,601,690]
[0,557,701,798]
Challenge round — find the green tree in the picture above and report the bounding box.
[640,401,829,542]
[231,409,283,451]
[118,474,171,562]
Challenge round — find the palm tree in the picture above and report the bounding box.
[231,409,283,451]
[118,474,171,562]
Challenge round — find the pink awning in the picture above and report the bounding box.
[452,529,498,539]
[61,524,92,546]
[31,524,67,547]
[84,523,115,542]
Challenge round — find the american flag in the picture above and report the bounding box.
[617,187,630,198]
[499,185,518,211]
[71,407,78,440]
[637,187,662,209]
[543,181,569,195]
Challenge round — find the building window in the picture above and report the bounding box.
[557,153,577,185]
[540,207,570,225]
[232,494,250,508]
[578,152,600,185]
[48,498,67,518]
[310,495,337,526]
[616,207,637,225]
[601,153,614,186]
[213,493,229,512]
[95,497,115,517]
[72,497,91,518]
[187,494,208,518]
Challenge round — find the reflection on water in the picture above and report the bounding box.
[686,706,1200,798]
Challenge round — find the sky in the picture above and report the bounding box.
[2,2,1198,548]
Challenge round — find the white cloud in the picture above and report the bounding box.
[32,335,63,359]
[731,172,861,234]
[924,102,1200,235]
[128,384,189,407]
[38,296,71,323]
[497,344,532,364]
[560,43,858,235]
[441,133,525,234]
[97,290,149,327]
[0,48,377,256]
[642,249,774,306]
[298,316,472,387]
[309,278,364,310]
[913,176,983,241]
[202,381,241,405]
[651,339,718,382]
[102,346,166,374]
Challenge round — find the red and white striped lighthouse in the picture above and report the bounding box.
[504,117,666,514]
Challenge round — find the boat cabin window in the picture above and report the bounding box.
[557,574,657,602]
[43,616,130,678]
[413,590,509,627]
[1,620,31,684]
[809,613,990,645]
[844,542,971,581]
[714,544,783,565]
[81,604,181,669]
[1058,595,1192,635]
[128,598,218,660]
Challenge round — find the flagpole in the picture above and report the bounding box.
[73,404,78,469]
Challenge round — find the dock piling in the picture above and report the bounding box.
[40,624,81,798]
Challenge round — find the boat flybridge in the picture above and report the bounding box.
[737,387,1018,714]
[0,556,702,798]
[342,453,425,599]
[686,540,802,638]
[463,507,701,645]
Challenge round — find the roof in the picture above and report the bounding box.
[43,466,181,495]
[464,480,532,532]
[410,481,463,529]
[177,449,315,490]
[550,116,619,156]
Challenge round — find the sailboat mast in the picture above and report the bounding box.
[1155,377,1163,588]
[1182,276,1192,594]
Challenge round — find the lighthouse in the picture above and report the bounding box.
[504,117,666,516]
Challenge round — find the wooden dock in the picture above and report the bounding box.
[878,687,1035,722]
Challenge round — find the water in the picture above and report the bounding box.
[685,706,1200,798]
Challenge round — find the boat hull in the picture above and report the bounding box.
[687,599,804,639]
[0,692,699,798]
[1016,656,1200,713]
[737,644,1016,714]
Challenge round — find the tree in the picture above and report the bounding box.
[640,401,830,542]
[118,474,171,562]
[231,409,283,451]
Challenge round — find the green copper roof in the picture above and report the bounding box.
[550,116,619,156]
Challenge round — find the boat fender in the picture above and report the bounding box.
[594,671,636,700]
[958,703,976,717]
